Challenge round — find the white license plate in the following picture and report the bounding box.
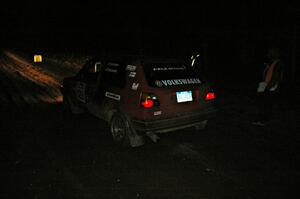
[176,91,193,103]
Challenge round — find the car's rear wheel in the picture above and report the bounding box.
[109,113,130,147]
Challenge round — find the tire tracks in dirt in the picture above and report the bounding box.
[0,51,69,104]
[159,137,254,197]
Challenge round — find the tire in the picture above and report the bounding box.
[109,112,131,147]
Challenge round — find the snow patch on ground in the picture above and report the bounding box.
[0,50,89,104]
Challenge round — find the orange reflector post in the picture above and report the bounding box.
[34,55,42,62]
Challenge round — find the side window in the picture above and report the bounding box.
[87,61,102,73]
[78,60,102,82]
[101,62,126,88]
[94,62,103,73]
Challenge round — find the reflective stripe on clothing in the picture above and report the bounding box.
[263,59,280,83]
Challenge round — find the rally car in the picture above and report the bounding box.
[61,55,217,147]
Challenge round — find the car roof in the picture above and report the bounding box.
[88,54,185,65]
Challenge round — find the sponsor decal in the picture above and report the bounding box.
[105,68,117,73]
[131,83,139,90]
[160,78,201,86]
[153,66,186,71]
[155,80,163,87]
[107,62,119,67]
[129,71,136,77]
[105,92,120,101]
[154,110,162,116]
[126,65,137,71]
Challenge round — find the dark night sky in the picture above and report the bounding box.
[1,2,298,40]
[0,1,299,69]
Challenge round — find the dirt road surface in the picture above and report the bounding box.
[0,50,299,198]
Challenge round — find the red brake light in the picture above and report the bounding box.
[205,92,215,101]
[140,92,159,108]
[141,98,154,108]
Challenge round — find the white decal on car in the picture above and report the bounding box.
[129,72,136,77]
[154,111,162,116]
[107,62,119,66]
[105,68,118,73]
[155,80,163,87]
[153,66,186,71]
[161,78,201,86]
[105,92,121,101]
[126,65,136,71]
[131,83,139,90]
[74,81,86,103]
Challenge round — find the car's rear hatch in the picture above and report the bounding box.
[140,60,215,120]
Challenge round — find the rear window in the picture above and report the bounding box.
[143,62,202,88]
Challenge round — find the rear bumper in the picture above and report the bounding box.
[131,108,217,133]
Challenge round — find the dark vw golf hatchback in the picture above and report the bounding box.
[61,55,217,147]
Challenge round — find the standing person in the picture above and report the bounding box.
[252,47,284,126]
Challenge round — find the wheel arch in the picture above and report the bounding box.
[107,107,130,123]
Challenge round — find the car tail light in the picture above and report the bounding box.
[140,93,159,108]
[205,92,215,101]
[141,98,154,108]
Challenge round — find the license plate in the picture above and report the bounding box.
[176,91,193,103]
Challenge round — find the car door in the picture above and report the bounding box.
[73,59,102,106]
[94,61,127,121]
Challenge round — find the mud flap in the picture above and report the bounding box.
[146,132,160,143]
[128,123,145,147]
[195,120,208,130]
